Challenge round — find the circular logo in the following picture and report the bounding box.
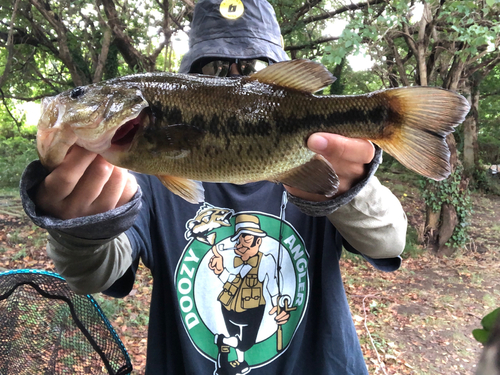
[175,212,310,368]
[219,0,244,19]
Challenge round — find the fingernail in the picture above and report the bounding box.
[309,134,328,152]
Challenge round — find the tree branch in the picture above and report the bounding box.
[99,0,155,72]
[281,0,388,36]
[385,35,410,86]
[29,0,86,85]
[0,0,21,89]
[285,36,340,52]
[467,54,500,79]
[177,0,195,12]
[0,89,22,131]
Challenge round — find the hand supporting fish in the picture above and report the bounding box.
[36,59,470,205]
[35,147,139,220]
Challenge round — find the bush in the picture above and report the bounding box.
[0,136,38,188]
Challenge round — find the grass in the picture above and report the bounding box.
[402,226,425,259]
[0,186,20,196]
[483,294,498,309]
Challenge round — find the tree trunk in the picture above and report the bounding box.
[463,76,480,177]
[424,134,469,256]
[93,28,113,83]
[99,0,156,72]
[29,0,89,86]
[416,3,432,86]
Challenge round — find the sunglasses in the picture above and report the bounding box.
[199,58,270,77]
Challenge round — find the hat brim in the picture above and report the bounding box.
[230,228,267,242]
[179,36,289,73]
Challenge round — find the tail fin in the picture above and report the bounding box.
[374,87,470,180]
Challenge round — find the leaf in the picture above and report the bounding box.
[481,307,500,331]
[472,308,500,344]
[472,328,490,344]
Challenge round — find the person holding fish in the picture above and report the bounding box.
[20,0,469,373]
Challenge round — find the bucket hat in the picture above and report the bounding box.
[230,214,267,241]
[179,0,289,73]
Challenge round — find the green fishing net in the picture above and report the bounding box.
[0,269,132,375]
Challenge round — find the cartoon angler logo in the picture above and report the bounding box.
[176,201,310,375]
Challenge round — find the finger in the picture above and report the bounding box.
[275,312,290,324]
[40,147,98,201]
[215,261,223,272]
[212,244,221,258]
[117,172,138,207]
[276,310,289,321]
[66,155,115,209]
[308,133,375,164]
[91,166,136,212]
[208,257,216,270]
[269,305,277,315]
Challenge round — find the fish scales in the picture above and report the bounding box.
[113,75,391,181]
[36,59,470,203]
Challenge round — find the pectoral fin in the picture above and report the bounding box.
[156,175,205,204]
[274,155,339,197]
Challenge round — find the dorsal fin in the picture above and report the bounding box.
[248,59,336,93]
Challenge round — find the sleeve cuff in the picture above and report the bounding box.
[344,240,402,272]
[287,145,383,217]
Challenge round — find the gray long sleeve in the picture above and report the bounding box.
[46,231,134,294]
[328,176,407,259]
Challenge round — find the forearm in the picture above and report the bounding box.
[328,177,407,259]
[47,231,133,294]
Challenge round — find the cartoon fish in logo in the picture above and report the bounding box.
[185,204,234,245]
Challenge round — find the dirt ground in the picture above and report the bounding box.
[347,176,500,375]
[0,178,499,374]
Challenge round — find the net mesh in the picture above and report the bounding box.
[0,269,132,375]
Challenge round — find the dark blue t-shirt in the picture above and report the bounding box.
[109,174,372,375]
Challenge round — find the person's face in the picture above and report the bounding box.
[197,58,269,77]
[235,233,261,260]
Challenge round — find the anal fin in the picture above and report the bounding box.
[275,155,339,197]
[156,175,205,204]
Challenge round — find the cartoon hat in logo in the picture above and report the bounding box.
[230,214,267,241]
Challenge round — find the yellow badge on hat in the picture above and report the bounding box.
[220,0,244,19]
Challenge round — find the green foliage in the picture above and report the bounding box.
[402,226,425,259]
[479,65,500,165]
[0,136,38,188]
[470,162,500,196]
[473,308,500,344]
[420,166,473,248]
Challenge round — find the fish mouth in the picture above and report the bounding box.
[111,109,149,147]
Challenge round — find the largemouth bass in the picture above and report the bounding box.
[37,59,470,203]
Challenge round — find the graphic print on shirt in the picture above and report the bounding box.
[175,203,310,375]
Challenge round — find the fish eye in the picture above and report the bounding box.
[70,87,85,99]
